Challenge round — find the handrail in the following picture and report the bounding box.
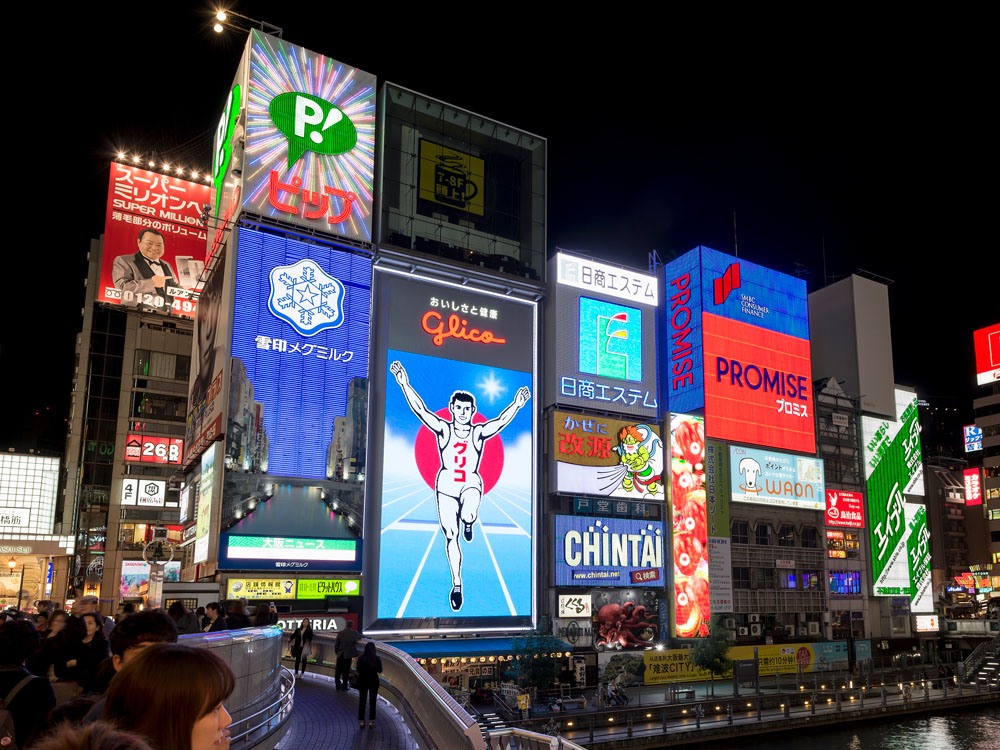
[962,629,1000,676]
[485,727,587,750]
[229,667,295,747]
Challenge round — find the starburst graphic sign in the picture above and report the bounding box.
[268,259,345,336]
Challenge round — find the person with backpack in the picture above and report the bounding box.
[0,619,57,748]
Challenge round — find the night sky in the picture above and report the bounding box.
[4,3,993,452]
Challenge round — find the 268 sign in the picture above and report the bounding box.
[124,435,184,465]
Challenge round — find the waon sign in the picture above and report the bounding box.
[662,246,815,454]
[825,489,865,528]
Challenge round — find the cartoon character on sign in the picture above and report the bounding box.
[738,457,762,492]
[595,602,657,649]
[613,425,663,496]
[390,361,530,612]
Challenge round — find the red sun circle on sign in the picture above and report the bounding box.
[414,408,505,495]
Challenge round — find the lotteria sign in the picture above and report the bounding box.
[663,246,814,453]
[554,515,665,587]
[862,388,930,611]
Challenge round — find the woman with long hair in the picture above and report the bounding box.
[63,612,110,692]
[104,643,234,750]
[289,618,313,677]
[356,641,383,729]
[26,610,68,677]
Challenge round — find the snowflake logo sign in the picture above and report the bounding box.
[268,259,345,337]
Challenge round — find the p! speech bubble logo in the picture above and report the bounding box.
[269,92,358,168]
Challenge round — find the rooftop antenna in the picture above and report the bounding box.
[733,211,739,258]
[822,237,828,286]
[648,248,662,275]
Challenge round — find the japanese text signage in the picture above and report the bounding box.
[964,424,983,452]
[124,435,183,465]
[552,411,664,501]
[825,490,865,528]
[100,163,210,318]
[729,446,825,510]
[662,246,815,454]
[554,515,664,587]
[704,439,733,620]
[862,388,930,611]
[418,139,485,216]
[557,594,593,618]
[242,32,376,244]
[550,253,659,418]
[973,323,1000,386]
[229,226,371,478]
[120,478,166,508]
[964,468,982,506]
[226,578,297,600]
[297,578,361,599]
[368,269,536,632]
[218,535,361,571]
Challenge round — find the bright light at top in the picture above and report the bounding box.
[148,160,155,167]
[191,171,199,178]
[213,23,223,33]
[132,155,140,163]
[216,10,227,21]
[117,151,125,160]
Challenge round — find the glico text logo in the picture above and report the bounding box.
[420,311,506,347]
[579,297,642,381]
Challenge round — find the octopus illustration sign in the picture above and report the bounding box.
[365,269,537,634]
[554,515,665,588]
[552,411,664,500]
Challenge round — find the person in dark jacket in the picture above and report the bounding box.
[27,610,69,676]
[226,600,251,630]
[62,612,110,692]
[356,641,383,729]
[167,601,201,635]
[290,619,313,676]
[334,623,361,691]
[0,619,57,748]
[203,602,229,632]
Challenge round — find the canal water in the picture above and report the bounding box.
[717,703,1000,749]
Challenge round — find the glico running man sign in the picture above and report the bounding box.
[365,269,537,634]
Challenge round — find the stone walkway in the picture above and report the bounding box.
[276,672,421,750]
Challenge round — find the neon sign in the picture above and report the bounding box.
[420,311,507,347]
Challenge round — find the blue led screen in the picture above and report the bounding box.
[230,226,371,479]
[554,515,665,587]
[662,248,704,414]
[698,246,809,340]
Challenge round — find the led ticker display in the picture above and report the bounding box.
[964,424,983,452]
[964,468,982,506]
[218,534,361,571]
[100,163,210,318]
[825,490,865,528]
[367,269,536,633]
[124,435,183,465]
[553,411,664,501]
[229,226,371,478]
[973,323,1000,386]
[555,515,665,587]
[670,414,709,637]
[550,252,659,418]
[863,388,930,611]
[729,445,824,510]
[241,32,376,244]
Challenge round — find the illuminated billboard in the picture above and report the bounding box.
[124,435,183,465]
[229,226,371,478]
[218,534,361,572]
[549,253,659,418]
[670,414,707,637]
[226,578,297,600]
[120,478,166,508]
[704,440,732,621]
[974,323,1000,386]
[662,246,815,453]
[729,445,824,510]
[964,424,983,452]
[418,139,484,216]
[862,388,930,611]
[120,560,181,599]
[194,443,220,565]
[366,269,536,632]
[825,490,865,528]
[240,32,376,244]
[964,469,982,506]
[554,515,664,587]
[552,410,664,501]
[100,162,210,318]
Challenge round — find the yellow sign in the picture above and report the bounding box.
[644,643,852,685]
[226,578,297,600]
[418,139,484,216]
[517,694,531,710]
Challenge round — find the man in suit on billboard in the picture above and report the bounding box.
[112,229,178,311]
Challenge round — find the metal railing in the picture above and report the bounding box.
[230,667,295,748]
[484,727,587,750]
[962,630,1000,676]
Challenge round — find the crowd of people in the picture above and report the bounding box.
[1,598,238,749]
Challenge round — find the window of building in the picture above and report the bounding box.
[779,571,797,589]
[732,521,750,545]
[131,392,186,421]
[801,526,820,548]
[829,571,862,596]
[755,524,773,546]
[801,571,821,590]
[844,531,861,558]
[733,567,751,589]
[778,525,796,547]
[752,568,775,589]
